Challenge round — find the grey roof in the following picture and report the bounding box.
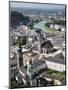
[19,66,27,75]
[44,57,65,64]
[54,52,64,59]
[32,60,45,69]
[31,53,39,58]
[10,58,17,67]
[10,68,19,79]
[15,72,25,79]
[32,46,38,51]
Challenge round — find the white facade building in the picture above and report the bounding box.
[45,60,65,72]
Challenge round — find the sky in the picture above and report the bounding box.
[10,2,65,10]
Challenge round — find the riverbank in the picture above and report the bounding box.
[33,20,64,34]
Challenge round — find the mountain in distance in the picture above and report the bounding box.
[10,11,30,28]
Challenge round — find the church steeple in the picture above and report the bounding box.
[17,36,23,68]
[18,44,23,67]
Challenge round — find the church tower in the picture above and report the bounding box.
[26,59,33,86]
[17,44,23,68]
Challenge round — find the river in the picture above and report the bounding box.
[33,21,47,32]
[33,20,59,33]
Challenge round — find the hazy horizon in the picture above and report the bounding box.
[10,2,65,10]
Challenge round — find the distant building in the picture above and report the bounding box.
[61,26,65,32]
[54,24,60,30]
[50,24,54,29]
